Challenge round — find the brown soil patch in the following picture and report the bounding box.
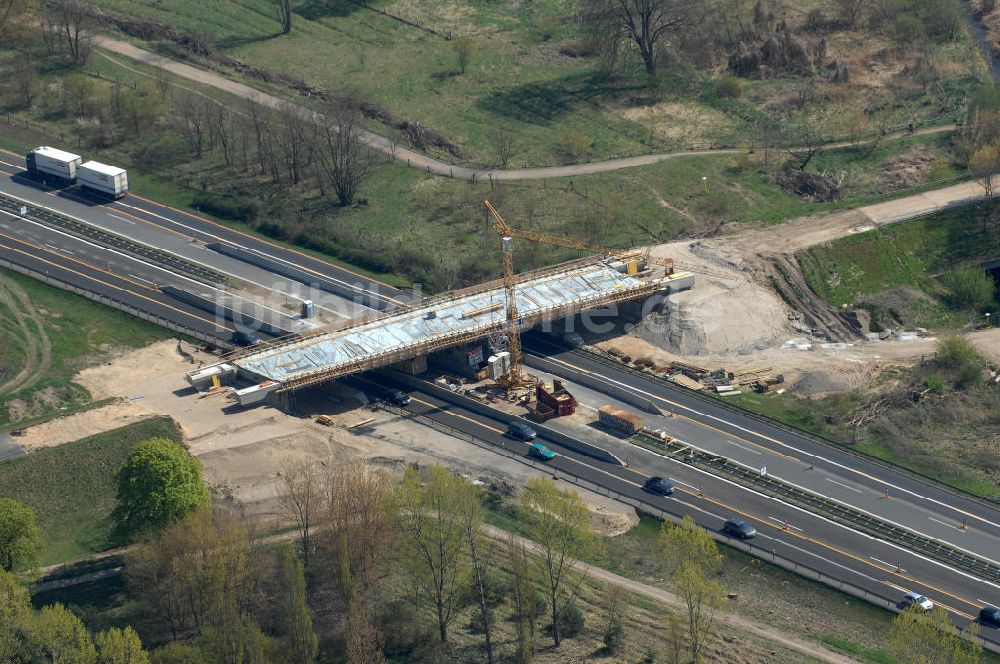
[616,101,732,144]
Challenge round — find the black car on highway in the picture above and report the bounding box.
[723,517,758,540]
[981,606,1000,628]
[643,476,675,496]
[385,389,412,407]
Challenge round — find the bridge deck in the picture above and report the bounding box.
[229,261,687,390]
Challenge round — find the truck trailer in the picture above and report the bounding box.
[77,161,129,199]
[25,146,83,182]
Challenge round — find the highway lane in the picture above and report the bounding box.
[0,220,236,340]
[523,334,1000,556]
[348,372,1000,648]
[0,149,411,312]
[522,351,1000,567]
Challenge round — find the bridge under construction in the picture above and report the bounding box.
[188,258,693,405]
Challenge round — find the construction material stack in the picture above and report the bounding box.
[598,405,644,435]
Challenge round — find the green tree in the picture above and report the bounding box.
[148,643,207,664]
[0,498,43,572]
[276,545,317,663]
[95,627,148,664]
[944,266,996,312]
[113,438,210,540]
[30,603,97,664]
[658,517,725,663]
[518,477,594,648]
[0,569,33,663]
[393,465,471,643]
[886,606,981,664]
[453,37,476,75]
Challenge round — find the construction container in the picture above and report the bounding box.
[598,405,644,435]
[25,146,82,182]
[301,300,314,318]
[536,379,577,417]
[77,161,129,198]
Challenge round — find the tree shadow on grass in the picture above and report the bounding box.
[475,71,643,125]
[296,0,366,21]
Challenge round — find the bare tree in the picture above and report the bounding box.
[493,128,514,168]
[453,37,476,74]
[277,102,315,185]
[345,598,386,664]
[581,0,702,76]
[508,535,539,663]
[970,144,1000,199]
[174,92,209,158]
[50,0,92,67]
[834,0,868,28]
[392,465,470,643]
[316,461,393,602]
[11,58,38,109]
[460,483,495,664]
[277,458,321,567]
[0,0,32,44]
[272,0,293,34]
[316,101,376,206]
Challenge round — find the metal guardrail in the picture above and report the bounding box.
[0,255,231,350]
[0,191,226,285]
[374,401,997,654]
[573,346,1000,508]
[632,432,1000,584]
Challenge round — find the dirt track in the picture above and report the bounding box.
[93,37,954,183]
[0,274,51,398]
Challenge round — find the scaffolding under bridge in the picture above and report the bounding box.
[187,258,694,405]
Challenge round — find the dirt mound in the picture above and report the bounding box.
[792,370,851,396]
[878,145,937,192]
[772,169,842,202]
[858,285,940,330]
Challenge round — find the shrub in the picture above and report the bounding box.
[191,192,260,223]
[714,76,743,99]
[558,602,585,638]
[943,266,996,312]
[935,335,980,370]
[603,616,625,654]
[560,128,594,158]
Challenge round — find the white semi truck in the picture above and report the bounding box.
[77,161,129,199]
[25,146,83,182]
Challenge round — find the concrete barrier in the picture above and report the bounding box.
[160,285,293,336]
[206,242,392,310]
[386,371,624,466]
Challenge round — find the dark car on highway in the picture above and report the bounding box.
[723,517,758,540]
[507,421,537,441]
[232,330,261,347]
[385,389,412,407]
[643,476,675,496]
[981,606,1000,628]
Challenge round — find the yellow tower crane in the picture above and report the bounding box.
[482,199,736,389]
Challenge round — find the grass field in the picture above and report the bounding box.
[0,416,182,564]
[0,268,173,429]
[87,0,984,167]
[798,205,1000,328]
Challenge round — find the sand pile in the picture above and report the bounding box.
[634,241,792,355]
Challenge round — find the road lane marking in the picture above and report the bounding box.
[128,274,155,285]
[871,557,903,572]
[125,191,408,301]
[107,213,136,224]
[768,516,803,532]
[726,439,762,455]
[0,239,227,331]
[394,380,994,621]
[929,516,964,531]
[44,243,73,255]
[529,344,1000,533]
[826,478,864,494]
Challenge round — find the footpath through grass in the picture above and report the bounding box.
[0,267,172,430]
[0,416,181,565]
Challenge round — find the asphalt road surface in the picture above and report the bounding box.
[0,149,404,319]
[347,371,1000,650]
[520,335,1000,565]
